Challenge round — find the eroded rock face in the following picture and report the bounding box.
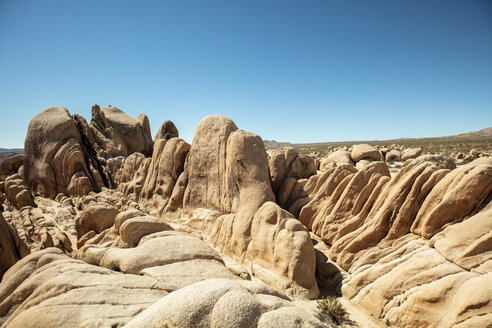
[0,154,24,178]
[24,107,100,198]
[97,105,153,157]
[125,279,327,328]
[0,212,29,280]
[326,150,354,166]
[178,117,318,298]
[154,120,179,141]
[0,248,169,328]
[401,147,422,161]
[4,106,492,327]
[351,144,382,162]
[297,154,492,327]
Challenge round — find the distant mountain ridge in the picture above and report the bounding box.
[0,148,24,153]
[263,140,293,149]
[268,126,492,148]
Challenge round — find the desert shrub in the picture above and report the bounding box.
[82,254,98,265]
[317,296,350,326]
[385,319,392,326]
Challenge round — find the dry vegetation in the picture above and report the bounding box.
[295,136,492,158]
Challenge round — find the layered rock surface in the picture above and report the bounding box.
[1,106,491,328]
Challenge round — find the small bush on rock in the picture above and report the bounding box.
[317,296,350,327]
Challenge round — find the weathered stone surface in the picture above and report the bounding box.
[140,138,190,216]
[327,149,354,166]
[355,158,374,170]
[351,144,382,162]
[411,160,492,238]
[98,105,153,157]
[183,115,239,213]
[246,202,319,299]
[24,107,101,198]
[4,174,34,209]
[0,154,24,177]
[401,147,422,161]
[75,203,119,241]
[0,248,169,328]
[118,216,173,248]
[179,116,318,298]
[124,279,327,328]
[154,120,179,141]
[0,212,29,280]
[384,149,400,162]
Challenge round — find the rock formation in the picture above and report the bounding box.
[1,105,491,328]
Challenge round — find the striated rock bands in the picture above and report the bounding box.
[1,105,492,328]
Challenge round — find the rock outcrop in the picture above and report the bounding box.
[0,212,29,280]
[2,105,491,328]
[295,155,492,327]
[401,147,422,161]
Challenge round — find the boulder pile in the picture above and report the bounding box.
[0,105,491,328]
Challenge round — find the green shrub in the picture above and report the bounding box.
[317,296,350,326]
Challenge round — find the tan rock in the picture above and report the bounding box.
[140,138,190,216]
[384,149,400,162]
[0,212,29,280]
[4,174,34,209]
[154,120,179,141]
[327,149,355,166]
[75,203,119,241]
[401,147,421,161]
[118,216,174,248]
[351,144,382,162]
[99,105,153,156]
[355,158,374,170]
[124,278,327,328]
[411,161,492,238]
[24,106,101,198]
[0,248,168,328]
[247,202,319,299]
[319,158,337,171]
[0,154,24,177]
[432,208,492,271]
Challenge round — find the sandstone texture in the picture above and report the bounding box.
[1,106,491,328]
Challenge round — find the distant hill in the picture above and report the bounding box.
[0,149,23,163]
[447,126,492,139]
[263,140,293,149]
[274,126,492,148]
[0,148,24,153]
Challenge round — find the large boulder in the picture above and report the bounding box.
[140,138,190,216]
[4,174,34,209]
[246,202,319,299]
[75,203,119,242]
[0,212,29,280]
[95,105,153,157]
[385,149,400,162]
[124,278,327,328]
[401,147,422,161]
[0,248,169,327]
[24,106,103,198]
[326,150,354,166]
[0,154,24,177]
[181,116,318,298]
[154,120,179,141]
[351,144,382,162]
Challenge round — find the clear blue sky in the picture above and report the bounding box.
[1,0,491,148]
